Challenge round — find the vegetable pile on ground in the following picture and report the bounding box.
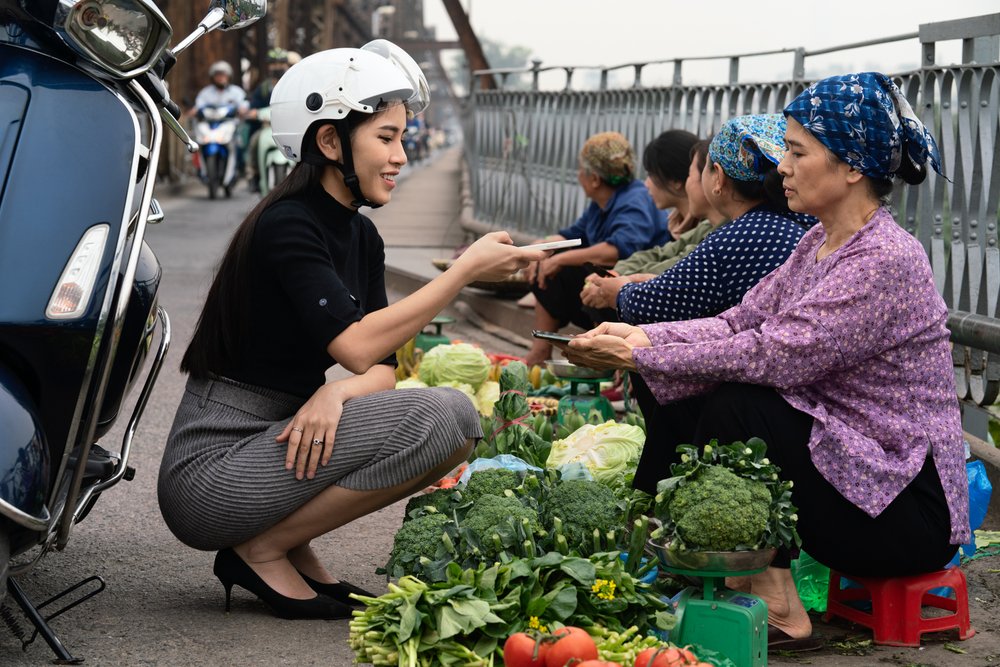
[349,553,675,667]
[650,438,799,552]
[384,467,647,580]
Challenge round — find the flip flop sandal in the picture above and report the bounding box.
[767,626,824,652]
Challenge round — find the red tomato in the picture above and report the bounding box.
[544,627,598,667]
[676,648,698,664]
[633,647,683,667]
[503,632,549,667]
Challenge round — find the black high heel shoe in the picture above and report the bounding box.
[297,571,376,606]
[213,548,353,620]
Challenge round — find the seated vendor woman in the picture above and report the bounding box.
[579,139,728,319]
[156,42,548,621]
[557,72,969,649]
[523,131,668,367]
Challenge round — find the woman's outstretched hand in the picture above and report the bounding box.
[451,232,549,284]
[277,384,345,480]
[561,322,652,372]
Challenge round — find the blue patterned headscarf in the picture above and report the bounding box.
[708,114,787,182]
[784,72,943,181]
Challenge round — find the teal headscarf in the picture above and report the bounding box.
[708,114,787,182]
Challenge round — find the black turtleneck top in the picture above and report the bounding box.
[224,184,395,397]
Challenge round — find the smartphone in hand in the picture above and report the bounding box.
[519,238,583,252]
[582,262,616,278]
[531,330,575,343]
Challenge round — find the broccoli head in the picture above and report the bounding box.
[462,468,521,502]
[388,512,453,573]
[459,494,539,559]
[669,465,771,551]
[403,488,456,522]
[541,479,621,551]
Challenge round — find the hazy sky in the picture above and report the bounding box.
[423,1,999,88]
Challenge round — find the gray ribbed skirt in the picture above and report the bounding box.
[157,376,482,550]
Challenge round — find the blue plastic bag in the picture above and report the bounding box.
[458,454,542,485]
[963,459,993,558]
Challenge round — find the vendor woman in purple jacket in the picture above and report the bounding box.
[556,72,970,649]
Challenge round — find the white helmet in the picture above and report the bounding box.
[270,41,429,162]
[209,60,233,78]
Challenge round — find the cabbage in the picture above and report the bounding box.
[395,378,428,389]
[417,344,446,385]
[417,343,490,390]
[474,380,500,416]
[547,420,645,487]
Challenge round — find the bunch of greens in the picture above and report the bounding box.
[385,468,631,580]
[350,553,672,667]
[473,362,552,467]
[651,438,799,552]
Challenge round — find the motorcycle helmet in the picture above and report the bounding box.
[209,60,234,79]
[269,39,429,207]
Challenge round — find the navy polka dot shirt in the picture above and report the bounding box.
[616,205,813,325]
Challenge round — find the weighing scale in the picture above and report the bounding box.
[414,315,454,352]
[556,377,615,425]
[651,544,773,667]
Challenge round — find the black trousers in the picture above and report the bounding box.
[532,264,606,330]
[632,379,958,576]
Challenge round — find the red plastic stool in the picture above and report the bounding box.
[823,568,975,647]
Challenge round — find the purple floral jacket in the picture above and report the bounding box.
[634,208,970,544]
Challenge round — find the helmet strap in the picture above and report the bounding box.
[302,120,382,210]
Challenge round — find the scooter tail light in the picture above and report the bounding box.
[46,224,110,320]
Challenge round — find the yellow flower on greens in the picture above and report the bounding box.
[590,578,616,601]
[527,616,548,633]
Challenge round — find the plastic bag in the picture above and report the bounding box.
[791,550,830,613]
[963,459,993,558]
[457,454,542,485]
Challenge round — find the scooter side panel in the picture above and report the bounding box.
[0,363,49,525]
[0,45,137,473]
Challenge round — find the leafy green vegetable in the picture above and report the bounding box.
[542,479,623,554]
[460,495,540,560]
[666,465,770,551]
[547,420,644,489]
[475,362,551,467]
[652,438,800,551]
[418,343,491,390]
[403,488,457,522]
[474,380,500,416]
[387,513,455,574]
[462,468,522,502]
[350,552,671,667]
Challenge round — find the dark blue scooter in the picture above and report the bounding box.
[0,1,265,661]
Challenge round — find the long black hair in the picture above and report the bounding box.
[643,129,699,188]
[181,114,371,378]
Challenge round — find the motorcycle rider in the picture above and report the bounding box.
[245,48,301,192]
[190,60,248,117]
[190,60,248,176]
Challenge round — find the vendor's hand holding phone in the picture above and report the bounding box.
[531,330,575,344]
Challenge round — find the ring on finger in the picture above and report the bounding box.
[291,426,303,433]
[311,438,324,446]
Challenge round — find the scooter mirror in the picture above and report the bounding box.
[172,0,267,56]
[213,0,268,31]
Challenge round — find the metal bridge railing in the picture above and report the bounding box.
[462,13,1000,409]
